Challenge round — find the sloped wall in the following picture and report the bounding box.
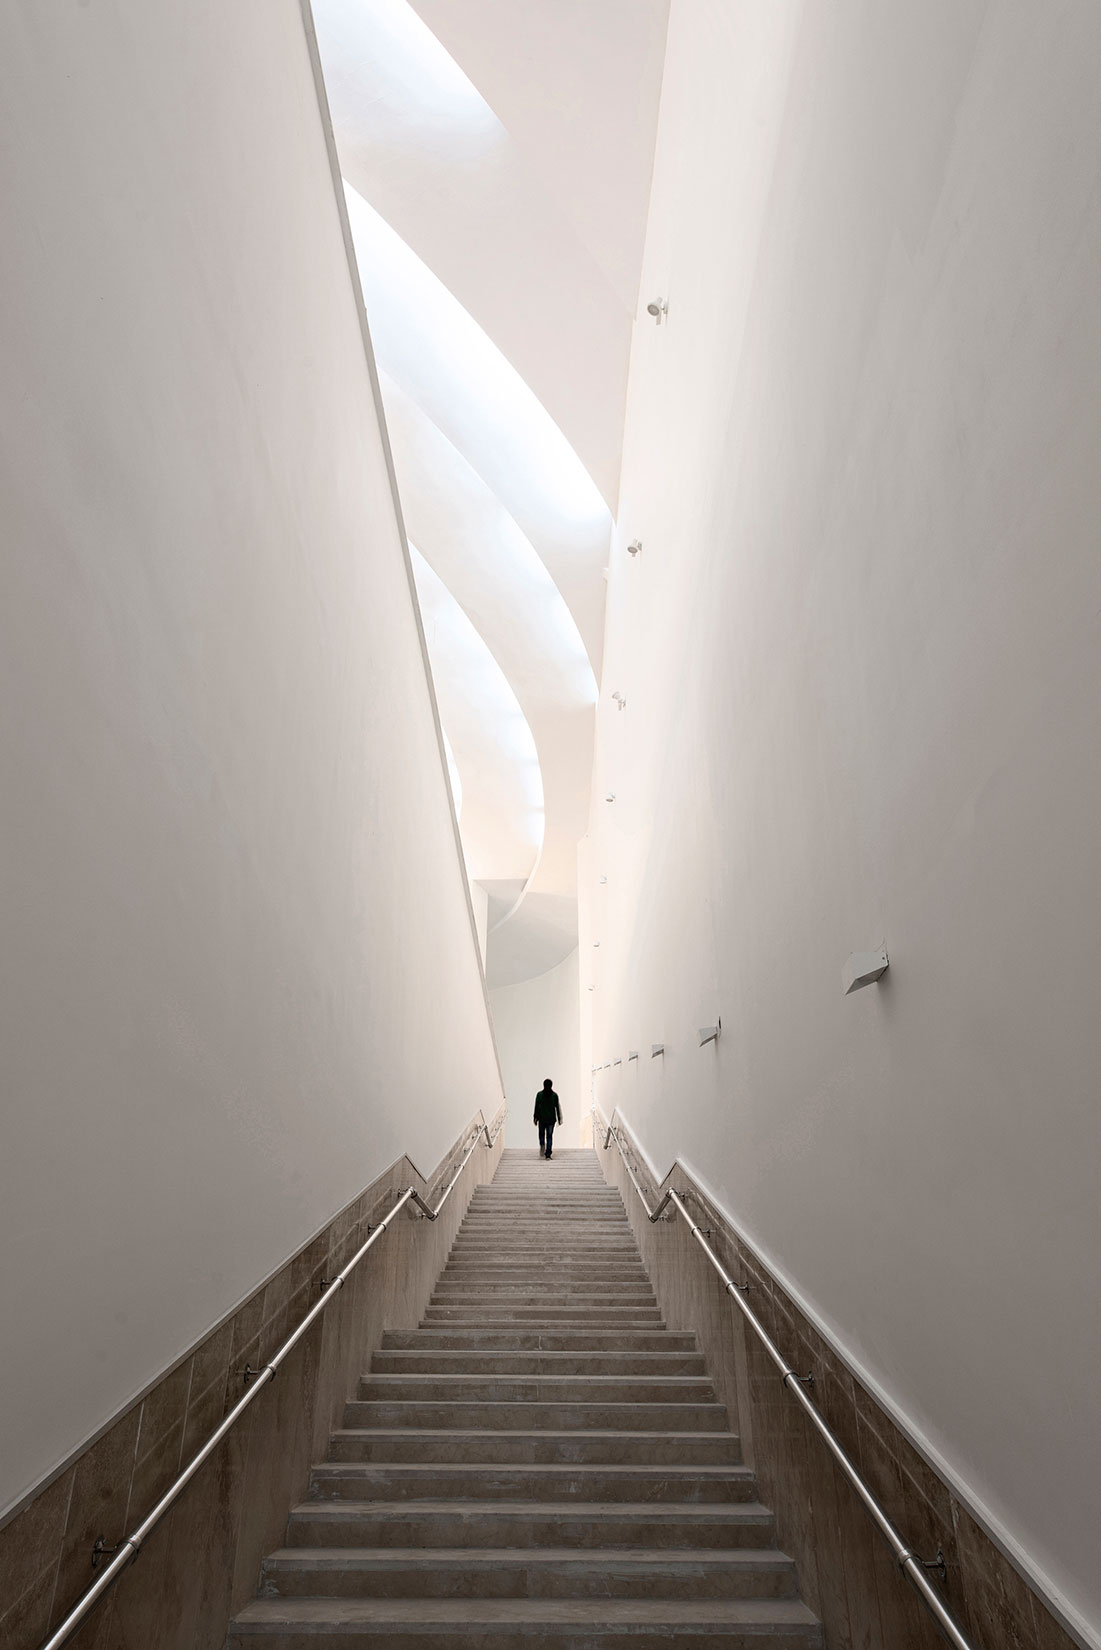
[584,2,1101,1640]
[0,0,500,1524]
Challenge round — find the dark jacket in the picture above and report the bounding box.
[533,1087,562,1125]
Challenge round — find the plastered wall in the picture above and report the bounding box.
[490,947,580,1147]
[0,0,501,1523]
[584,2,1101,1640]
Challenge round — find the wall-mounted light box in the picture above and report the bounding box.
[843,948,889,995]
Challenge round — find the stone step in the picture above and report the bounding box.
[429,1295,657,1310]
[358,1374,716,1404]
[258,1545,798,1600]
[381,1329,697,1352]
[327,1430,742,1466]
[435,1267,650,1280]
[421,1308,665,1324]
[308,1462,755,1504]
[229,1594,823,1648]
[343,1400,730,1432]
[371,1350,704,1376]
[284,1498,779,1550]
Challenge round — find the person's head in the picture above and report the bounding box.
[543,1078,553,1089]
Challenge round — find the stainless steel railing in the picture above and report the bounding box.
[593,1105,974,1650]
[38,1106,506,1650]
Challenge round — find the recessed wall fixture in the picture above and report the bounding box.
[613,1059,622,1067]
[611,692,627,711]
[698,1024,720,1047]
[593,940,600,948]
[587,984,595,992]
[646,298,668,325]
[627,540,642,557]
[843,948,889,994]
[598,875,608,885]
[605,792,616,803]
[628,1051,639,1061]
[651,1043,665,1058]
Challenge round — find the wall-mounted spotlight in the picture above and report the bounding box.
[646,298,668,325]
[598,875,608,885]
[651,1043,665,1058]
[843,948,889,995]
[627,540,642,557]
[605,792,616,803]
[592,940,600,948]
[611,692,627,711]
[613,1058,622,1067]
[698,1023,721,1047]
[628,1051,639,1061]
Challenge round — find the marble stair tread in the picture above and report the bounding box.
[230,1594,824,1643]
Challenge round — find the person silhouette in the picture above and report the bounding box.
[533,1078,562,1159]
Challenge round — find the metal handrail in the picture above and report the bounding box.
[593,1106,974,1650]
[38,1106,506,1650]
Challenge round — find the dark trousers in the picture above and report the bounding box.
[538,1120,555,1157]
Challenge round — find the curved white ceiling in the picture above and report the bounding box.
[312,0,667,986]
[314,0,655,508]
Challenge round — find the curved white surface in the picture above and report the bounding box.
[410,549,543,882]
[344,183,611,669]
[313,0,642,508]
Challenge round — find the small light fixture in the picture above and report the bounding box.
[605,792,616,803]
[698,1024,720,1047]
[627,539,642,557]
[598,875,608,885]
[646,298,668,325]
[613,1058,622,1067]
[587,984,595,992]
[628,1051,639,1061]
[651,1043,664,1058]
[842,948,889,994]
[592,940,600,948]
[611,692,627,711]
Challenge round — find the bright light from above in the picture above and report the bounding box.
[313,0,496,143]
[344,184,611,539]
[411,549,544,878]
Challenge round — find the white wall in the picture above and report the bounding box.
[0,0,501,1522]
[585,2,1101,1640]
[490,948,580,1147]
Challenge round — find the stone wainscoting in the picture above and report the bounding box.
[590,1107,1083,1650]
[0,1107,505,1650]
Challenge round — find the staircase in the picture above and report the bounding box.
[229,1148,822,1647]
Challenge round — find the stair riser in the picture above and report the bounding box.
[421,1309,665,1323]
[327,1433,741,1465]
[371,1353,705,1375]
[308,1468,756,1503]
[230,1628,821,1649]
[381,1331,697,1352]
[429,1297,657,1309]
[286,1509,778,1551]
[260,1555,798,1601]
[358,1378,716,1403]
[344,1402,729,1431]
